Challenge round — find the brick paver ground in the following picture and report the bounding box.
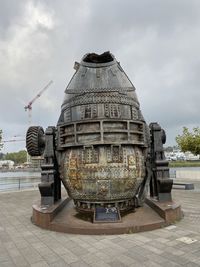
[0,179,200,267]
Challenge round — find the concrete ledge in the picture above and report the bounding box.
[173,182,194,190]
[32,198,183,235]
[32,197,70,228]
[145,197,183,223]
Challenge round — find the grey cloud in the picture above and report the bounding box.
[0,0,26,34]
[1,0,200,152]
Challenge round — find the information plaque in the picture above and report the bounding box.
[94,207,121,223]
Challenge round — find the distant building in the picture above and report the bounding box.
[0,160,14,169]
[184,151,200,161]
[164,150,199,161]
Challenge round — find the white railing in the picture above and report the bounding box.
[0,176,40,192]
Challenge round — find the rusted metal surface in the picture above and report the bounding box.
[56,52,149,211]
[26,51,173,213]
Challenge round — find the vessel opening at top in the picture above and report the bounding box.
[83,51,114,63]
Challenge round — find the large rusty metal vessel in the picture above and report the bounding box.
[26,52,172,214]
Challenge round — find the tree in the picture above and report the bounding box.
[176,127,200,155]
[0,129,3,151]
[4,150,27,164]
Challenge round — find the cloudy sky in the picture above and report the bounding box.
[1,0,200,153]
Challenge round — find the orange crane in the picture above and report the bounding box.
[24,80,53,124]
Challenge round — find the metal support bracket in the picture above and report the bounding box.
[149,122,173,202]
[38,126,61,206]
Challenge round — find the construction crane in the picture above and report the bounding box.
[2,139,25,143]
[2,134,25,143]
[24,80,53,125]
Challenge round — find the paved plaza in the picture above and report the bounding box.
[0,179,200,267]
